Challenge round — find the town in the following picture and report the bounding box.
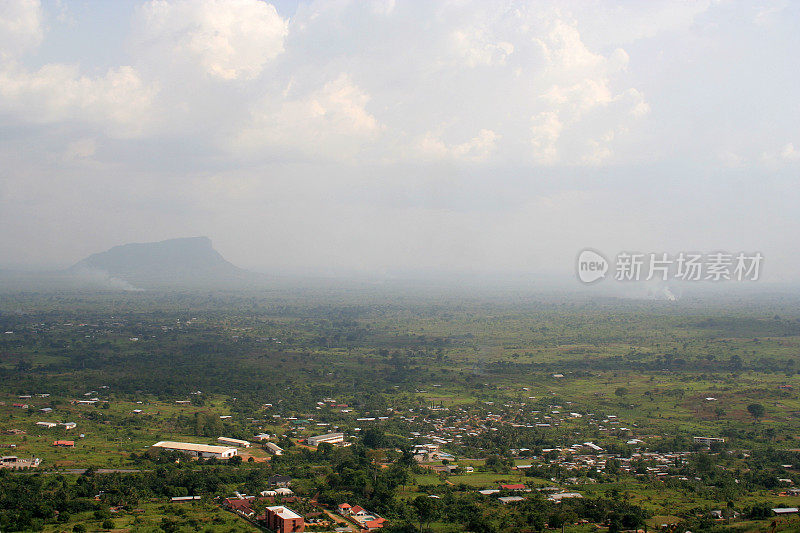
[2,294,800,533]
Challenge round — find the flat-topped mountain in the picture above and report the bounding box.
[69,237,249,288]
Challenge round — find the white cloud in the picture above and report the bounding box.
[582,135,614,166]
[530,111,562,164]
[0,0,43,59]
[371,0,396,16]
[780,143,799,162]
[543,78,613,115]
[418,129,499,162]
[627,89,650,118]
[138,0,288,81]
[525,19,649,165]
[451,28,514,67]
[761,142,800,166]
[607,48,630,72]
[0,0,156,137]
[0,63,157,136]
[137,3,647,166]
[235,74,380,158]
[537,20,604,73]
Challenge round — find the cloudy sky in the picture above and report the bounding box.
[0,0,798,281]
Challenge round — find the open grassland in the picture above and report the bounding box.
[39,501,256,533]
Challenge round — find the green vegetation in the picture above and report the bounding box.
[1,289,800,532]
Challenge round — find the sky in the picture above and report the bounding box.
[0,0,798,282]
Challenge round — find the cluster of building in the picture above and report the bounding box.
[0,455,41,469]
[511,443,694,479]
[35,421,76,430]
[413,400,640,452]
[223,497,305,533]
[477,484,583,504]
[693,436,725,446]
[393,396,735,477]
[151,434,265,459]
[249,426,347,455]
[338,503,386,530]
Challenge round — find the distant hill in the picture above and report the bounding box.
[68,237,251,289]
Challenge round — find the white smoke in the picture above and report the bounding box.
[69,266,144,291]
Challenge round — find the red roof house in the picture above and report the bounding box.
[364,517,387,530]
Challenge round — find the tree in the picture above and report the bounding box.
[548,510,573,531]
[605,457,621,476]
[747,502,774,519]
[747,403,765,421]
[485,454,510,472]
[362,427,385,449]
[384,522,418,533]
[413,495,439,532]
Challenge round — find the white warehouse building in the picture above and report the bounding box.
[152,441,238,459]
[307,432,345,446]
[264,442,284,455]
[217,437,251,448]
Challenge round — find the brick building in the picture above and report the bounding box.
[264,505,304,533]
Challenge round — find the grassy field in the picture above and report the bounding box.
[39,501,257,533]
